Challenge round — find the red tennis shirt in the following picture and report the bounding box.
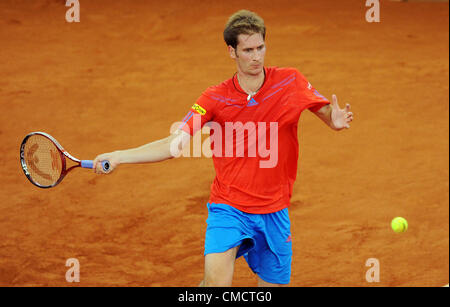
[180,67,329,214]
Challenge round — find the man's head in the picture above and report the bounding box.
[224,10,266,75]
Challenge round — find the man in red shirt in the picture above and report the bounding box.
[93,10,353,287]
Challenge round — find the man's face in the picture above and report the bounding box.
[229,32,266,76]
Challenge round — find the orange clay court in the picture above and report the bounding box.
[0,0,448,286]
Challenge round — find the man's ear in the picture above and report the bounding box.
[228,45,237,59]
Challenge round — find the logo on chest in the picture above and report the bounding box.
[246,98,259,107]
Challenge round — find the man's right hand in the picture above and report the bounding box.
[93,151,121,174]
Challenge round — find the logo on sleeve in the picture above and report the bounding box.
[191,103,206,115]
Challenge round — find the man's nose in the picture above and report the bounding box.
[252,51,261,61]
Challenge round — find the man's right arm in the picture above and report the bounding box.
[92,129,191,174]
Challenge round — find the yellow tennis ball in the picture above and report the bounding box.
[391,217,408,233]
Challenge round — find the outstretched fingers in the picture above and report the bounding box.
[345,110,353,128]
[331,94,339,108]
[345,103,351,112]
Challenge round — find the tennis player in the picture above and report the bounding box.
[93,10,353,287]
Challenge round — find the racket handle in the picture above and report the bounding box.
[81,160,110,172]
[102,161,110,172]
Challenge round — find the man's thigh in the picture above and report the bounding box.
[202,245,240,287]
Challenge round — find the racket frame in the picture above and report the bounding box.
[20,131,101,188]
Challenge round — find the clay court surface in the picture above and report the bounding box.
[0,0,448,286]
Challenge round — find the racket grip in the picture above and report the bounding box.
[101,160,110,172]
[81,160,94,168]
[81,160,110,172]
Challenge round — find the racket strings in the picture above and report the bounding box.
[23,135,63,187]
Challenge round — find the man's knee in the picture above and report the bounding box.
[202,275,233,287]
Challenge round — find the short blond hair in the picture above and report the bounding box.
[223,10,266,49]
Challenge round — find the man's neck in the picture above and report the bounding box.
[236,69,265,95]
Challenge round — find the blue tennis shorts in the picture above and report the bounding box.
[204,202,292,285]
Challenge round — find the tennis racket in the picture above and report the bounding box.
[20,131,110,188]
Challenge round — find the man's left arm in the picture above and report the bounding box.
[312,94,353,131]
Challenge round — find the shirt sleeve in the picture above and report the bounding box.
[178,91,216,136]
[294,70,330,112]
